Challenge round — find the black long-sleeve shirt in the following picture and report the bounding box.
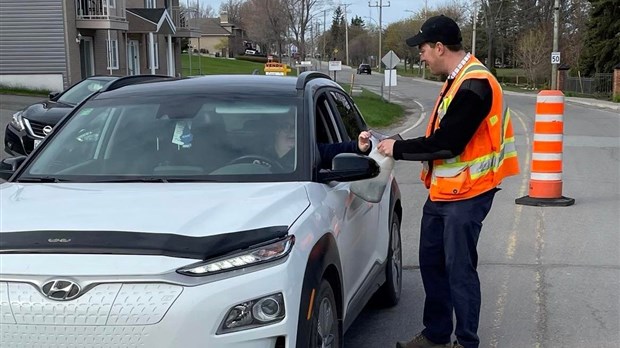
[393,78,493,161]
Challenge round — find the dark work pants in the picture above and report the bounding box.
[420,189,497,348]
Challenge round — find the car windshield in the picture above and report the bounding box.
[56,78,112,105]
[20,94,302,182]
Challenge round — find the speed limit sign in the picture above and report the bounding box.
[551,52,561,64]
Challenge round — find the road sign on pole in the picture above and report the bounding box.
[551,52,561,65]
[382,50,400,70]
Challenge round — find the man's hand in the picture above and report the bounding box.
[358,131,371,152]
[377,139,396,157]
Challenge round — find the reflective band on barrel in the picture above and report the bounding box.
[536,95,565,103]
[531,172,563,181]
[535,114,563,122]
[534,134,563,142]
[532,153,562,161]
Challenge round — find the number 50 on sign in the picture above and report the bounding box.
[551,52,560,64]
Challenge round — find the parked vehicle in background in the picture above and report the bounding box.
[4,75,173,156]
[357,64,372,75]
[0,72,403,348]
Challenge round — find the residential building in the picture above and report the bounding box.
[0,0,201,91]
[191,12,244,58]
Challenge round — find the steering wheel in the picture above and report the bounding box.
[228,154,284,171]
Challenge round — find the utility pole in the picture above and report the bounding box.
[551,0,560,90]
[368,0,390,100]
[342,3,352,67]
[472,0,477,57]
[323,9,327,62]
[368,0,390,71]
[419,0,428,79]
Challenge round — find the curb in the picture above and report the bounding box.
[564,98,620,112]
[400,75,619,112]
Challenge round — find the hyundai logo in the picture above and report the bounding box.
[41,280,81,301]
[42,125,53,136]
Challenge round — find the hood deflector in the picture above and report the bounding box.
[0,227,288,260]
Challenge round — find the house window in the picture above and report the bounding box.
[106,39,119,70]
[145,0,156,8]
[107,0,116,8]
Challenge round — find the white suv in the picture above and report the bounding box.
[0,73,403,348]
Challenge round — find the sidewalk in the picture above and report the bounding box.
[403,76,619,112]
[564,96,619,111]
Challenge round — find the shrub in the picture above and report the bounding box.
[200,48,207,54]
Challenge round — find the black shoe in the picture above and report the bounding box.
[395,333,452,348]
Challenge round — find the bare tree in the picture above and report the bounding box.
[479,0,507,68]
[515,26,551,87]
[220,0,244,25]
[184,1,215,18]
[241,0,289,57]
[561,0,590,70]
[283,0,322,59]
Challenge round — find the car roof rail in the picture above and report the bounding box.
[296,71,331,91]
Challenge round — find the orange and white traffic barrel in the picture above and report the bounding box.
[515,90,575,206]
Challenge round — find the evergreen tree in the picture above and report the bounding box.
[579,0,620,74]
[327,6,344,59]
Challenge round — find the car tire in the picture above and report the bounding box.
[308,279,340,348]
[374,212,402,307]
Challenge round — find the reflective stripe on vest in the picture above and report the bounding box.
[423,56,519,200]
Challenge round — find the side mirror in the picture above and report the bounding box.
[0,156,27,180]
[49,92,60,100]
[318,154,380,183]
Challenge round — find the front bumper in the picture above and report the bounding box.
[3,124,33,156]
[0,260,301,348]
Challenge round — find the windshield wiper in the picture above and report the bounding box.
[92,177,169,183]
[93,177,220,183]
[16,176,67,183]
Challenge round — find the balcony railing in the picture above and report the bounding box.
[76,0,126,20]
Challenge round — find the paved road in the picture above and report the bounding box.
[329,68,620,347]
[2,75,619,347]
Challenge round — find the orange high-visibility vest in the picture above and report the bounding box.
[420,56,520,201]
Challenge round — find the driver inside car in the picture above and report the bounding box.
[267,119,372,171]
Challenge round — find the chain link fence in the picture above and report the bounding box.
[565,73,613,98]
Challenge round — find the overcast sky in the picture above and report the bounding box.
[203,0,426,26]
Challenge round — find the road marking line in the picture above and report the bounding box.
[489,108,531,348]
[401,101,426,135]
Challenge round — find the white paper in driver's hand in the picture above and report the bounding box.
[370,130,403,141]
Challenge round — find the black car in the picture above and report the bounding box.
[4,75,172,156]
[357,63,372,75]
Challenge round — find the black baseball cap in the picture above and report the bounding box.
[406,15,462,47]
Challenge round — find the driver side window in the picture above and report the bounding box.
[315,93,341,145]
[329,91,366,141]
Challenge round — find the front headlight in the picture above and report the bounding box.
[9,111,25,131]
[176,235,294,276]
[217,293,286,334]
